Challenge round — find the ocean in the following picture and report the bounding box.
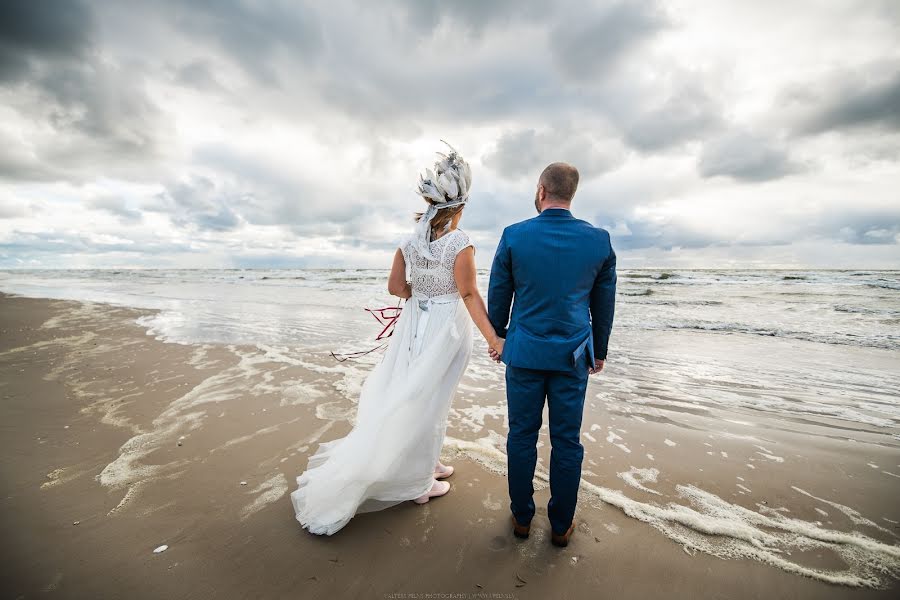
[1,268,898,430]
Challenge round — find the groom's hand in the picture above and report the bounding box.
[589,359,605,374]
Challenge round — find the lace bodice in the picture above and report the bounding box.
[400,229,474,298]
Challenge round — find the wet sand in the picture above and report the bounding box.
[1,292,898,599]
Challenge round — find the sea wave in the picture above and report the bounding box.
[653,321,900,351]
[834,304,900,318]
[866,281,900,291]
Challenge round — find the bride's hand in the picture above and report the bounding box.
[488,337,504,363]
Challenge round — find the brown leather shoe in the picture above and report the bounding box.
[550,523,575,547]
[511,515,530,539]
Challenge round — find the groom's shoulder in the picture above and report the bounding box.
[571,219,613,252]
[502,215,540,235]
[574,217,610,238]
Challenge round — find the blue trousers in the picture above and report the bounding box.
[505,364,589,535]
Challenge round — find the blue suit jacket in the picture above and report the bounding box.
[488,208,617,372]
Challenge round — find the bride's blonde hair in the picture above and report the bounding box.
[415,202,464,237]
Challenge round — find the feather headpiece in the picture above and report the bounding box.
[409,141,472,264]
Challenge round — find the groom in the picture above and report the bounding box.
[487,162,616,547]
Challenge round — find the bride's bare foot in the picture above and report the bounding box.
[413,479,451,504]
[433,462,454,479]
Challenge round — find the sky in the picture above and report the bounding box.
[0,0,898,270]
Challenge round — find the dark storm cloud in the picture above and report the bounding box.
[144,145,380,237]
[620,82,723,151]
[549,0,668,80]
[386,0,546,33]
[483,127,626,180]
[779,63,900,137]
[0,0,92,81]
[171,60,224,91]
[88,196,143,223]
[152,0,324,86]
[0,0,171,183]
[698,131,800,182]
[147,175,243,232]
[798,69,900,135]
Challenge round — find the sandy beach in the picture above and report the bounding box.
[1,291,898,599]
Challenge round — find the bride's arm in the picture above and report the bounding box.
[454,246,504,353]
[388,249,412,299]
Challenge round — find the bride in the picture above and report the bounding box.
[290,143,505,535]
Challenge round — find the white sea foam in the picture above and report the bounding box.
[755,450,784,463]
[316,401,356,423]
[664,439,677,447]
[278,381,327,406]
[618,467,662,495]
[606,431,631,453]
[791,486,896,537]
[451,403,506,433]
[482,493,502,511]
[240,473,289,521]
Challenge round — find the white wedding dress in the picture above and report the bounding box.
[290,228,475,535]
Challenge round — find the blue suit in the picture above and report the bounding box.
[488,207,616,534]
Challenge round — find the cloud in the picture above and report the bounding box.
[0,0,93,81]
[171,60,225,91]
[0,198,31,219]
[483,127,627,180]
[88,195,143,223]
[621,82,723,151]
[803,71,900,135]
[782,63,900,136]
[148,175,243,232]
[0,1,172,184]
[814,208,900,246]
[549,1,668,80]
[152,0,324,86]
[0,229,185,255]
[385,0,546,34]
[698,131,800,182]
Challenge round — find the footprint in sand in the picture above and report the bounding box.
[489,535,508,551]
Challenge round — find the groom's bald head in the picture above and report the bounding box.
[539,162,580,203]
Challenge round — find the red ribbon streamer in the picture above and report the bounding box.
[330,301,404,362]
